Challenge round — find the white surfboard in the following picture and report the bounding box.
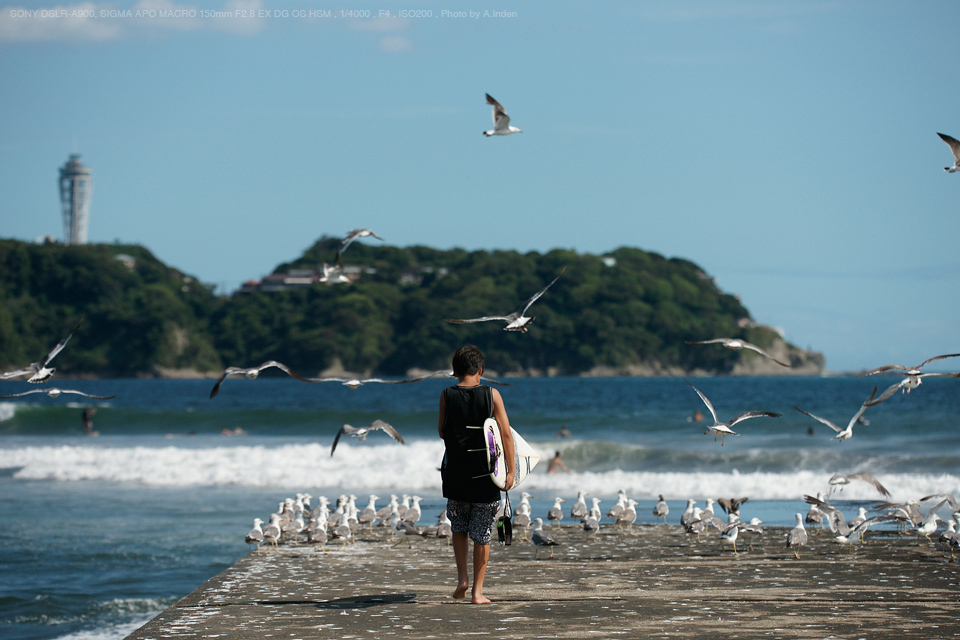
[483,417,541,490]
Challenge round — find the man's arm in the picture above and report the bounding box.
[437,392,446,438]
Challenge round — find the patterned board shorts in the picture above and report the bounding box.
[446,499,500,545]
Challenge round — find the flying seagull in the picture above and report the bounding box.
[1,319,82,383]
[335,229,383,266]
[858,352,960,406]
[717,497,749,517]
[331,419,405,456]
[792,386,877,441]
[209,361,310,398]
[684,379,781,445]
[938,132,960,172]
[483,94,522,136]
[684,338,790,367]
[827,472,892,498]
[0,387,116,400]
[444,269,565,333]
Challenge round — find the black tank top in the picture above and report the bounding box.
[440,385,500,503]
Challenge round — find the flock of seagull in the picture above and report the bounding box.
[242,482,960,562]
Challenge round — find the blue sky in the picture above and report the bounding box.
[1,1,958,373]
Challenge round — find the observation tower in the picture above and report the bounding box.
[59,153,93,244]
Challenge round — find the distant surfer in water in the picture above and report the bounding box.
[438,345,515,605]
[80,407,96,436]
[547,451,572,474]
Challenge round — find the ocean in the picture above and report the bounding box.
[1,375,958,640]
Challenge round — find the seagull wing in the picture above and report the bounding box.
[41,319,83,368]
[847,387,877,427]
[684,338,730,346]
[917,352,960,369]
[486,93,510,130]
[372,419,405,445]
[58,389,117,400]
[516,268,565,317]
[0,388,45,399]
[259,360,309,382]
[727,410,780,428]
[847,472,892,498]
[858,363,908,377]
[331,424,358,456]
[793,406,842,433]
[864,380,906,406]
[938,132,960,160]
[739,341,790,367]
[0,366,37,381]
[209,370,232,399]
[684,379,720,425]
[444,316,511,324]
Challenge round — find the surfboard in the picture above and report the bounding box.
[483,417,541,490]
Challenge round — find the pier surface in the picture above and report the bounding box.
[127,525,959,639]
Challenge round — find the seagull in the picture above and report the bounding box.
[679,499,697,528]
[684,337,790,367]
[938,132,960,172]
[617,499,639,535]
[717,497,748,518]
[570,491,589,519]
[0,387,115,400]
[335,228,383,266]
[330,419,405,456]
[786,513,808,559]
[653,495,669,525]
[245,518,265,551]
[531,518,559,558]
[262,514,282,549]
[436,510,453,544]
[482,93,522,136]
[684,379,781,445]
[319,262,350,284]
[1,319,82,383]
[209,361,310,398]
[793,387,877,441]
[827,472,891,498]
[719,517,741,555]
[445,269,565,333]
[547,497,565,525]
[858,353,960,406]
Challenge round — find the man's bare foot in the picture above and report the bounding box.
[452,584,469,599]
[471,594,491,605]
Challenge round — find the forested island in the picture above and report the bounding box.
[0,237,824,378]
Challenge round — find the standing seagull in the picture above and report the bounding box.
[483,93,522,136]
[209,361,310,398]
[531,518,559,559]
[786,513,808,559]
[793,387,877,441]
[685,337,790,367]
[684,379,781,446]
[1,319,82,383]
[858,352,960,406]
[938,132,960,172]
[330,419,405,456]
[445,269,565,333]
[653,495,670,525]
[335,229,383,266]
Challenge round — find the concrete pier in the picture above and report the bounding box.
[127,524,959,639]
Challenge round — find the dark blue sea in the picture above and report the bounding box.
[1,375,958,640]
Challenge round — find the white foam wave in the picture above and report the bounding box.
[2,441,957,501]
[51,618,157,640]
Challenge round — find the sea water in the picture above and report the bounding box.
[1,375,958,640]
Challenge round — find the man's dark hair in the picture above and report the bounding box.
[452,345,484,378]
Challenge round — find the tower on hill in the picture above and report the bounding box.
[59,153,93,244]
